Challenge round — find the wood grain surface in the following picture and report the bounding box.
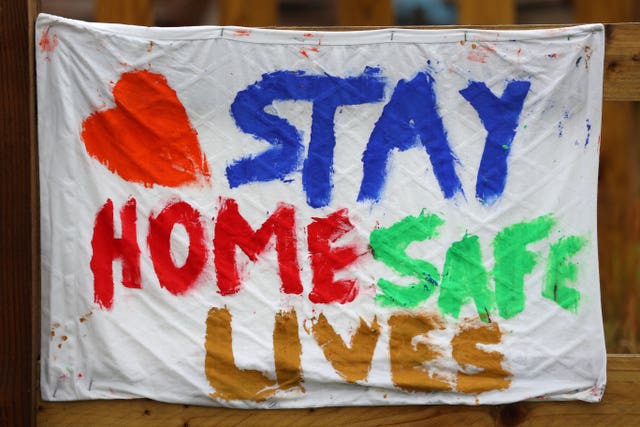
[36,355,640,427]
[0,0,38,426]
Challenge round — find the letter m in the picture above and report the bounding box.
[214,198,302,295]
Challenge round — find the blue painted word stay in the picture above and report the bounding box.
[227,67,530,208]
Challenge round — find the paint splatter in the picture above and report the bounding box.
[79,311,93,323]
[234,29,251,37]
[467,44,496,64]
[547,53,558,59]
[81,70,210,188]
[299,47,320,58]
[146,41,154,52]
[39,26,58,61]
[584,45,593,69]
[585,119,591,146]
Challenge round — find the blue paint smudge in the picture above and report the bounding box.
[459,80,531,205]
[358,70,463,203]
[227,67,386,208]
[585,118,591,146]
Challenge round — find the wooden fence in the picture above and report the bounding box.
[1,0,639,425]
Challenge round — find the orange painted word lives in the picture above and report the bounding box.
[204,309,510,401]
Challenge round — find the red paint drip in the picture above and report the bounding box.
[214,198,302,296]
[39,27,58,62]
[299,49,309,58]
[303,33,313,37]
[81,70,210,188]
[234,29,251,36]
[307,209,361,304]
[309,47,320,53]
[39,27,58,54]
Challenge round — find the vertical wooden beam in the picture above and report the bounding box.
[337,0,394,26]
[457,0,515,25]
[95,0,154,25]
[217,0,279,26]
[574,0,640,353]
[0,0,38,425]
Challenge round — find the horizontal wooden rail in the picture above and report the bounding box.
[37,355,640,426]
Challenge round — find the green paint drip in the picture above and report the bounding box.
[370,211,443,308]
[492,214,555,319]
[438,233,494,322]
[542,235,586,312]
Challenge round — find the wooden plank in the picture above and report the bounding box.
[574,0,640,354]
[0,0,38,426]
[37,355,640,427]
[458,0,516,25]
[95,0,154,26]
[337,0,394,26]
[217,0,278,27]
[574,0,639,24]
[596,100,640,352]
[603,24,640,101]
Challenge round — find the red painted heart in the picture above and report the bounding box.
[81,69,210,187]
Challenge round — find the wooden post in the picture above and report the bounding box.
[574,0,640,353]
[337,0,394,26]
[95,0,154,25]
[457,0,515,25]
[217,0,279,26]
[0,0,38,426]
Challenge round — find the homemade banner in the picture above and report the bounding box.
[37,14,607,407]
